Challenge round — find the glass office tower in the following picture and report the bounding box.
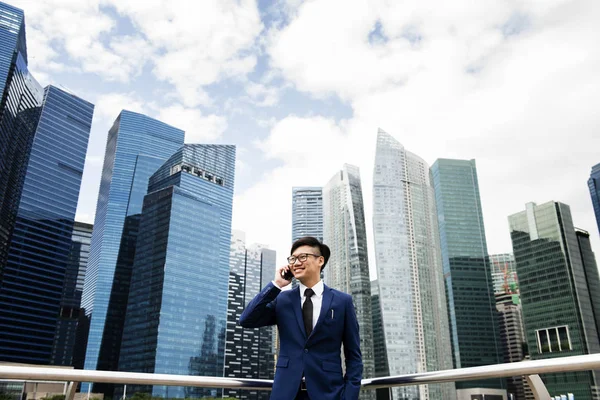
[0,2,41,275]
[509,201,600,399]
[0,86,93,364]
[323,164,375,400]
[430,159,502,391]
[81,111,184,391]
[225,230,276,400]
[373,129,455,400]
[118,144,236,398]
[292,187,323,242]
[51,221,93,368]
[589,163,600,237]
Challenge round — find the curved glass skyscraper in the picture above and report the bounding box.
[372,129,454,400]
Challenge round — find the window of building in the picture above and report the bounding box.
[536,325,571,353]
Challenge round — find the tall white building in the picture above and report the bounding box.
[373,129,455,400]
[292,187,323,242]
[323,164,375,400]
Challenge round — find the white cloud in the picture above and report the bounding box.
[233,0,600,272]
[94,92,146,122]
[155,104,227,143]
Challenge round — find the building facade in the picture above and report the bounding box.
[51,221,93,368]
[118,144,236,398]
[225,230,276,400]
[508,201,600,399]
[490,254,518,295]
[589,163,600,237]
[371,280,390,400]
[430,159,502,391]
[372,129,455,400]
[81,111,184,392]
[0,2,42,275]
[323,164,375,400]
[0,86,93,364]
[292,187,323,242]
[575,229,600,343]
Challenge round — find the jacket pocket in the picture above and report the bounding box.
[322,360,342,372]
[276,356,289,368]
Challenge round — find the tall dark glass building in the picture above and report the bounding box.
[576,228,600,343]
[509,201,600,399]
[118,144,236,398]
[589,163,600,237]
[51,221,93,368]
[0,85,93,364]
[0,2,42,275]
[81,111,184,391]
[225,230,276,400]
[430,159,502,392]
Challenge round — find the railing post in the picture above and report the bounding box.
[65,381,78,400]
[525,374,551,400]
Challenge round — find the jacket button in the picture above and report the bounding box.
[304,348,308,353]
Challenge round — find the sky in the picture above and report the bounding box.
[11,0,600,279]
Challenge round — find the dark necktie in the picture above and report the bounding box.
[303,288,315,337]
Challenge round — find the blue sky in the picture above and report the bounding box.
[11,0,600,276]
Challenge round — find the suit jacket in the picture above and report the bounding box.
[239,281,363,400]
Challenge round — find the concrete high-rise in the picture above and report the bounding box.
[81,111,184,393]
[323,164,375,400]
[292,187,323,242]
[373,129,455,400]
[430,159,502,392]
[225,230,276,400]
[118,144,236,398]
[0,86,93,364]
[509,201,600,399]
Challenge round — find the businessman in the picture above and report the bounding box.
[239,236,363,400]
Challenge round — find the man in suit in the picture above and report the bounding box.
[239,236,363,400]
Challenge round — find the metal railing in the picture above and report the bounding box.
[3,353,600,400]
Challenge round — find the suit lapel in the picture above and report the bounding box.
[291,286,306,338]
[308,284,334,340]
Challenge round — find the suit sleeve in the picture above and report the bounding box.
[342,296,363,400]
[238,281,280,328]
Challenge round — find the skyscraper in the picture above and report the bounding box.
[373,129,455,400]
[495,292,528,400]
[292,187,323,242]
[323,164,375,400]
[0,86,93,364]
[371,280,390,400]
[489,253,518,295]
[225,230,276,400]
[81,111,184,390]
[509,201,600,399]
[575,228,600,342]
[0,2,42,274]
[430,159,502,391]
[51,221,93,368]
[118,144,236,399]
[589,163,600,237]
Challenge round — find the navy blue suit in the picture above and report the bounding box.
[239,282,363,400]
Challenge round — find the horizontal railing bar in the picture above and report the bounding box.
[362,353,600,389]
[1,353,599,391]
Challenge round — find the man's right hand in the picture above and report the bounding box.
[274,265,293,288]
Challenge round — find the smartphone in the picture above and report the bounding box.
[282,268,293,281]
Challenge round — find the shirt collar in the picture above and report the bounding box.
[299,280,324,298]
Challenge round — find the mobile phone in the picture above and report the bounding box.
[282,268,293,281]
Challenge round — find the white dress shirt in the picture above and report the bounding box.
[299,280,323,330]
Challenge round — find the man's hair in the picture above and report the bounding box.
[290,236,331,271]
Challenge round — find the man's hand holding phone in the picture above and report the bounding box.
[275,265,293,287]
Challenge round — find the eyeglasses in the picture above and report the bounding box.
[287,253,322,265]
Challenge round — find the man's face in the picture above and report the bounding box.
[290,245,323,283]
